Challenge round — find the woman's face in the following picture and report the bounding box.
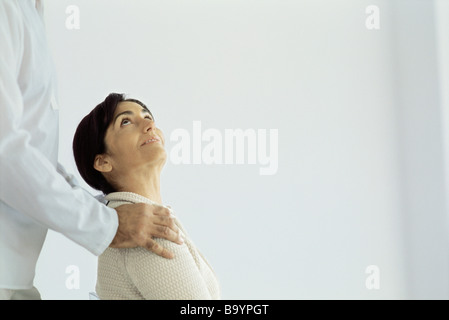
[97,101,166,175]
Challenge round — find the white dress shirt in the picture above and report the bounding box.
[0,0,118,289]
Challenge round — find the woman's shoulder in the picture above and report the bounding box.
[100,238,191,261]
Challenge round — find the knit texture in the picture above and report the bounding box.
[96,192,220,300]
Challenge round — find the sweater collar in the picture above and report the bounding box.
[104,192,156,205]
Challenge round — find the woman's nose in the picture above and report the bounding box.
[143,119,154,133]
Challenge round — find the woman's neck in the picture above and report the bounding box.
[114,166,163,204]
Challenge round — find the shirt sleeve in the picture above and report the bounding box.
[0,2,118,256]
[126,240,213,299]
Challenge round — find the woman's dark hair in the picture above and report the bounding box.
[72,93,151,194]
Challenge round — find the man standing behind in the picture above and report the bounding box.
[0,0,183,300]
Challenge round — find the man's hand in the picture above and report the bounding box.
[110,203,183,259]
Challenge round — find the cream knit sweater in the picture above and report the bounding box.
[96,192,220,300]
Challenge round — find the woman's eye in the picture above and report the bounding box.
[145,115,153,121]
[121,118,131,126]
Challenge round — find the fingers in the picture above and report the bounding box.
[152,204,173,217]
[153,214,176,229]
[152,224,184,245]
[153,215,184,244]
[113,203,183,258]
[152,205,184,244]
[145,238,174,259]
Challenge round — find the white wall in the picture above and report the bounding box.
[34,0,448,299]
[390,0,449,299]
[436,2,449,246]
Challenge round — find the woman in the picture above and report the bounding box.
[72,93,220,300]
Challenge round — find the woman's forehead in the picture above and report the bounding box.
[115,100,149,113]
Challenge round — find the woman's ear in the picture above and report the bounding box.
[94,154,113,173]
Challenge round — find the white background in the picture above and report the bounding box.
[34,0,449,299]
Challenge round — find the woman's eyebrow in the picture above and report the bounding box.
[142,108,153,118]
[113,109,153,125]
[113,110,134,125]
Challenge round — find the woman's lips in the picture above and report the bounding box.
[141,138,161,146]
